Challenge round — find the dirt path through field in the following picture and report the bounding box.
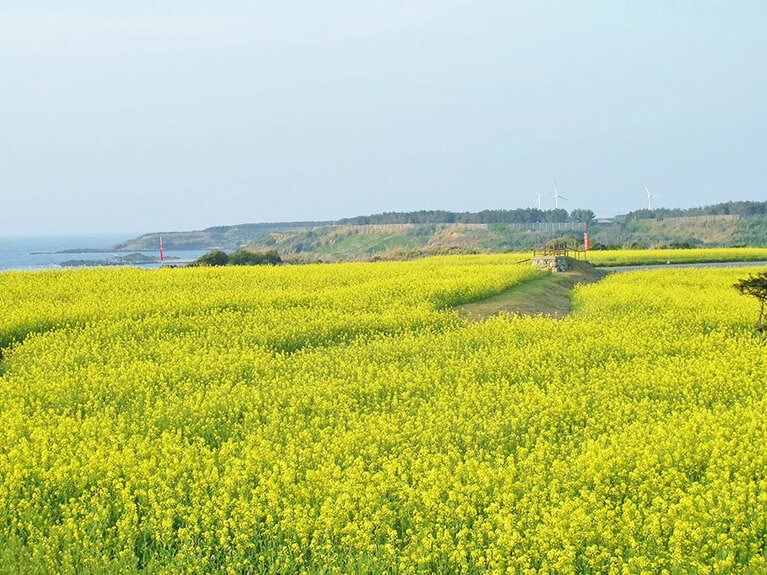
[456,260,606,320]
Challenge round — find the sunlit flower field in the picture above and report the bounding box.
[1,254,766,574]
[586,247,767,267]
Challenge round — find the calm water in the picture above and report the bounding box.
[0,235,208,271]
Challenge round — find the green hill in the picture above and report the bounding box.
[108,202,767,262]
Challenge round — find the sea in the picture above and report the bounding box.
[0,234,210,272]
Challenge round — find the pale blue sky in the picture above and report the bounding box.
[1,1,765,236]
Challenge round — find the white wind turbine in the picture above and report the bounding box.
[553,181,568,209]
[645,186,660,210]
[535,191,549,210]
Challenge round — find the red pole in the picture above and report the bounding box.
[583,232,590,251]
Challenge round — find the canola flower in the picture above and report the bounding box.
[586,247,767,267]
[0,256,766,574]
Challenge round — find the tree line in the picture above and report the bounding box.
[335,201,767,226]
[626,200,767,222]
[337,208,596,226]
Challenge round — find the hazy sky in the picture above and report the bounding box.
[2,1,765,236]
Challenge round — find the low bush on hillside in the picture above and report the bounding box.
[191,249,281,267]
[228,249,282,266]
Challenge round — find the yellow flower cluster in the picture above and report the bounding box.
[586,247,767,267]
[0,257,765,574]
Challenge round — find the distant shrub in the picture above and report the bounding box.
[668,240,703,249]
[228,249,282,266]
[191,250,230,267]
[191,249,282,267]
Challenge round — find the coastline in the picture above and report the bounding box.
[0,235,207,271]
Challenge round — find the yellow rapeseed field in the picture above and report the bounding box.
[0,255,766,574]
[586,247,767,267]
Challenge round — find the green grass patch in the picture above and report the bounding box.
[456,261,606,319]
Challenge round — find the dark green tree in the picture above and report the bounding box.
[544,209,569,223]
[569,209,596,224]
[191,250,229,266]
[734,271,767,333]
[228,249,282,266]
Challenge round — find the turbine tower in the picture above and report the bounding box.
[535,191,548,210]
[645,186,660,210]
[553,181,568,209]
